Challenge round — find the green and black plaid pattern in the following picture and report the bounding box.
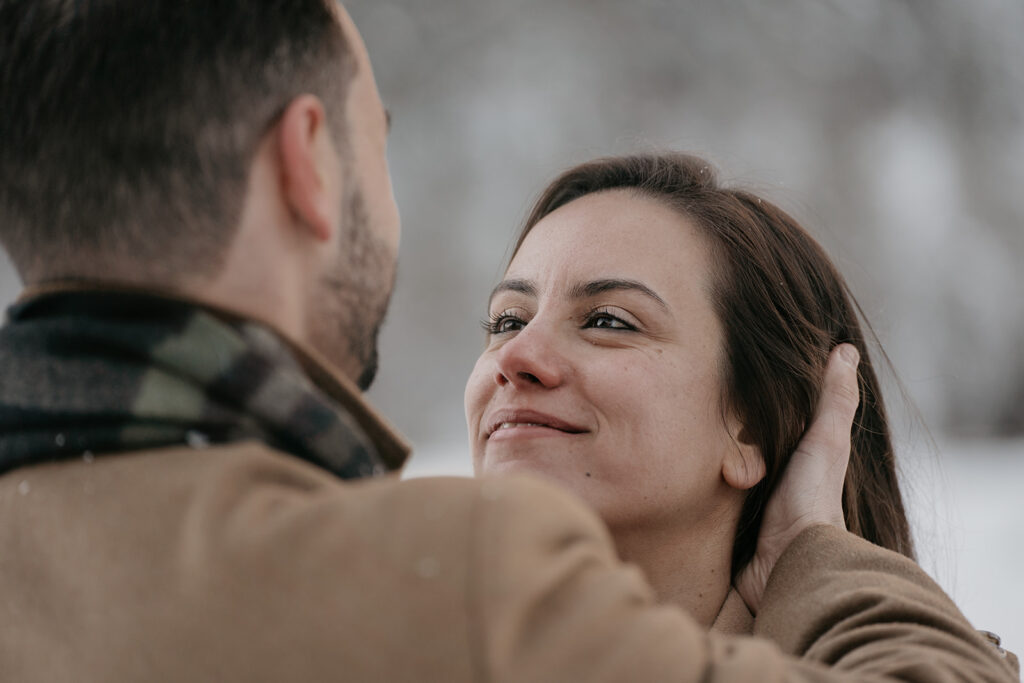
[0,291,391,480]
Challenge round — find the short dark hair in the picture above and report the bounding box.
[0,0,355,282]
[517,153,915,575]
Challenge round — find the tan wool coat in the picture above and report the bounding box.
[0,306,1016,682]
[1,435,1017,680]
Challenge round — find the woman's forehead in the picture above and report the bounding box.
[507,191,714,299]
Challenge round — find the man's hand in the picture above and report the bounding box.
[734,343,861,614]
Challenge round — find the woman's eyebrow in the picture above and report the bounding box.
[569,279,669,311]
[489,279,537,305]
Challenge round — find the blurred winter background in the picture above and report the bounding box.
[2,0,1021,656]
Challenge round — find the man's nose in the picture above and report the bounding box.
[494,321,568,390]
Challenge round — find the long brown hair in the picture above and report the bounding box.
[514,153,915,575]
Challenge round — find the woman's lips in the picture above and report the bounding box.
[485,409,588,440]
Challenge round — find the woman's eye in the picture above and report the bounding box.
[482,313,526,335]
[586,312,635,330]
[496,317,524,333]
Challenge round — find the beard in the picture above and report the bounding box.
[309,185,396,391]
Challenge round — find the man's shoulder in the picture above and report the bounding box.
[85,440,613,573]
[165,441,596,524]
[11,439,602,537]
[168,445,632,679]
[2,441,625,680]
[189,441,603,524]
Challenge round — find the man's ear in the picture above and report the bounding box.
[276,94,341,242]
[722,423,766,491]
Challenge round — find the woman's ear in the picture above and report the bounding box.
[722,424,766,491]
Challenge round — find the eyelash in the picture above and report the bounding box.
[481,308,637,335]
[587,309,637,331]
[481,309,524,335]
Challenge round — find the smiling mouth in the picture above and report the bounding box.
[489,423,582,439]
[494,422,568,432]
[486,415,588,439]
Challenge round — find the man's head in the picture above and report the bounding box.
[0,0,400,389]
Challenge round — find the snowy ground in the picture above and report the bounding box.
[403,437,1024,657]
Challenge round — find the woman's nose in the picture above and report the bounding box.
[494,322,567,390]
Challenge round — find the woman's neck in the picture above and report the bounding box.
[608,514,737,627]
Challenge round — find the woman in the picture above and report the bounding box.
[465,152,915,632]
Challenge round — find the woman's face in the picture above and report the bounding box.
[465,190,754,530]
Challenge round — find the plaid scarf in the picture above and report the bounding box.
[0,289,406,479]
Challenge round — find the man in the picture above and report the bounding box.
[0,1,1015,681]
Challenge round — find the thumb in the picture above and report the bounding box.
[792,343,860,499]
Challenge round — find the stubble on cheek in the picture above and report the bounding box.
[309,188,396,389]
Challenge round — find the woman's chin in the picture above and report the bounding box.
[482,453,553,476]
[480,449,600,495]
